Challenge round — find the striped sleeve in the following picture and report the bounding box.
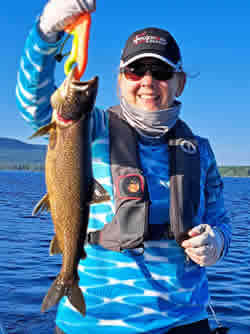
[16,21,108,139]
[16,21,63,130]
[203,140,232,260]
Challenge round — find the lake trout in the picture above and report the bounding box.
[30,69,109,316]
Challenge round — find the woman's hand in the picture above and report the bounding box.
[39,0,96,35]
[181,224,224,266]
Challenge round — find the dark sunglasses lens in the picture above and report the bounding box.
[123,64,175,81]
[152,69,174,81]
[150,64,175,80]
[124,67,144,81]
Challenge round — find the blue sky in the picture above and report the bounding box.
[1,0,250,165]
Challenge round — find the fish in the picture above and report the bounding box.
[30,69,110,316]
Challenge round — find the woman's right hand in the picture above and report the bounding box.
[39,0,96,35]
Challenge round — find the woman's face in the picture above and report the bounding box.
[119,58,186,112]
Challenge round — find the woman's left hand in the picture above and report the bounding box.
[181,224,224,266]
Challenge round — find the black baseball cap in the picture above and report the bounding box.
[120,27,182,71]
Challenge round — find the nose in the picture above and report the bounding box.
[140,70,154,86]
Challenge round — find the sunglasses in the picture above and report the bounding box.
[120,63,176,81]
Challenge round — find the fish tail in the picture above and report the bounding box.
[41,276,86,316]
[68,281,86,315]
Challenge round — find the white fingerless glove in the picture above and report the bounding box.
[39,0,96,41]
[182,224,225,266]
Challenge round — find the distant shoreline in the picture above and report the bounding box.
[1,165,250,178]
[0,166,44,172]
[1,138,249,177]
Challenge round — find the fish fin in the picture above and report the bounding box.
[81,248,87,260]
[41,277,86,316]
[29,122,56,139]
[90,180,110,204]
[49,235,62,255]
[32,194,50,216]
[41,276,65,313]
[68,282,86,316]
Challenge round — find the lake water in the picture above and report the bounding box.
[0,171,249,334]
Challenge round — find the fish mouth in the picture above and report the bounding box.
[63,68,98,94]
[70,76,98,91]
[55,70,98,127]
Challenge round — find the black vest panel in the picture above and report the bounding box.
[88,106,200,251]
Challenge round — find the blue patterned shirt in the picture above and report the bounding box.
[16,22,231,334]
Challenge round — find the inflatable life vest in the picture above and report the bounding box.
[88,106,200,252]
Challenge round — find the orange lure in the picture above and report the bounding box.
[64,13,92,80]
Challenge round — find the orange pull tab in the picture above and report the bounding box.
[64,13,92,80]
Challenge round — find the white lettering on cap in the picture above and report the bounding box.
[133,32,168,46]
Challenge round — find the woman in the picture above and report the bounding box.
[16,0,231,333]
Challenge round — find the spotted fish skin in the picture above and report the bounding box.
[31,70,108,316]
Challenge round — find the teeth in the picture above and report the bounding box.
[140,95,157,99]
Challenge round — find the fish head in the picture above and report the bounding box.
[51,69,98,127]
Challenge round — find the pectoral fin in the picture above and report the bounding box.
[29,122,56,139]
[90,180,110,204]
[32,193,50,216]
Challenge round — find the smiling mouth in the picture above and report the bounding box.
[138,94,160,102]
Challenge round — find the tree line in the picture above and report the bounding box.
[0,163,249,177]
[0,162,44,171]
[218,166,250,177]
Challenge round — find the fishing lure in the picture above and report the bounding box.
[55,13,92,80]
[64,13,91,80]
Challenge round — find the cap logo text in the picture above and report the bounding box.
[133,32,167,46]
